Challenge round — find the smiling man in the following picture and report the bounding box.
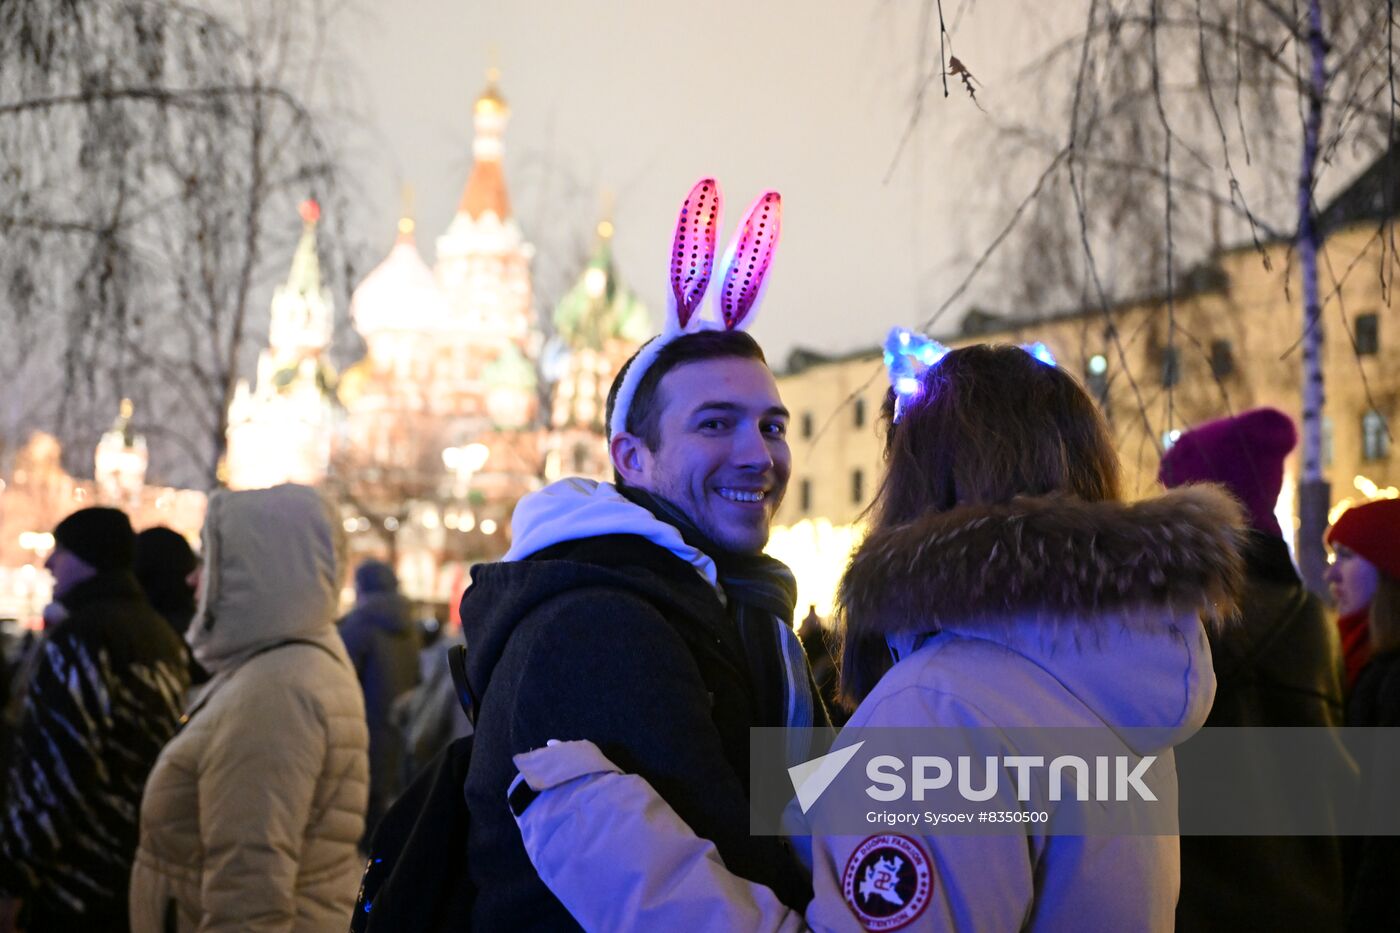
[459,329,828,930]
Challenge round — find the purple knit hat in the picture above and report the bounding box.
[1158,407,1297,538]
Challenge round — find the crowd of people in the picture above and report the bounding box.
[0,491,458,932]
[0,179,1395,932]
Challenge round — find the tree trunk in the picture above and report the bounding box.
[210,88,268,488]
[1297,0,1331,598]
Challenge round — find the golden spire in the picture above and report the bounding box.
[597,188,615,239]
[475,61,507,116]
[397,184,416,238]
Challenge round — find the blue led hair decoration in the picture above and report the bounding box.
[882,328,1060,422]
[1023,341,1058,367]
[883,327,949,423]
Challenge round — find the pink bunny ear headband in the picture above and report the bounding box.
[883,327,1058,423]
[608,177,782,438]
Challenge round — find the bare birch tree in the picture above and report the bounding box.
[986,0,1396,592]
[0,0,357,488]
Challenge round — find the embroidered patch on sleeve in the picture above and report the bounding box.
[841,833,934,931]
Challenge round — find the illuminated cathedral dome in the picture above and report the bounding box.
[553,219,651,351]
[351,217,451,340]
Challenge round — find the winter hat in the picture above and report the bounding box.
[1326,498,1400,580]
[1159,407,1296,538]
[133,527,199,632]
[52,506,135,572]
[354,559,399,595]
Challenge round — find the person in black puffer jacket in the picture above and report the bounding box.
[0,508,190,932]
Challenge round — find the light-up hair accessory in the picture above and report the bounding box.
[883,327,950,423]
[883,328,1060,422]
[1022,341,1058,367]
[608,178,783,438]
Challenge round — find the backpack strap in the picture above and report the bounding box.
[447,643,478,726]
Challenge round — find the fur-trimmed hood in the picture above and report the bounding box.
[840,485,1247,752]
[841,484,1246,640]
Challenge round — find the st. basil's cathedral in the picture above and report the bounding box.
[223,71,649,603]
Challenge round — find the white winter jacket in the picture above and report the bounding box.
[507,487,1246,932]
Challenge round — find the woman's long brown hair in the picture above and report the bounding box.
[836,344,1123,704]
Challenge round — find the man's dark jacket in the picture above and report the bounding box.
[461,533,814,931]
[1176,531,1346,932]
[0,571,190,931]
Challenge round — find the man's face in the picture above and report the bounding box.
[1325,544,1381,616]
[616,356,791,554]
[44,545,97,599]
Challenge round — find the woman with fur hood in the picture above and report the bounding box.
[129,485,369,933]
[503,344,1245,932]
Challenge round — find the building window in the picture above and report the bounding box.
[1362,409,1391,461]
[1085,354,1108,400]
[1210,340,1234,378]
[852,469,864,504]
[854,399,866,429]
[800,479,812,513]
[1356,313,1379,356]
[1161,347,1181,388]
[801,412,814,440]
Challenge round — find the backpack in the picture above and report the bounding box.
[351,644,478,932]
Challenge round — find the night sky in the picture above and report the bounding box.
[334,0,1082,362]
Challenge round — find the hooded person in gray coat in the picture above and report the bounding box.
[338,559,420,846]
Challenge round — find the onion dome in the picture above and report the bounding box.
[553,219,650,351]
[350,215,450,338]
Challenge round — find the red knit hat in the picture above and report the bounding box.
[1159,407,1297,538]
[1326,498,1400,580]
